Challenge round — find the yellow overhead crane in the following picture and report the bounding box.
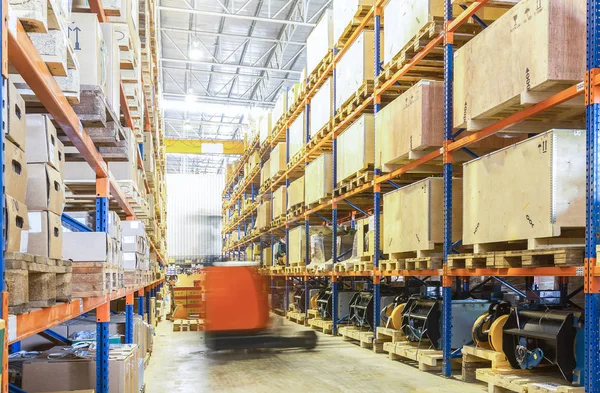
[164,139,245,155]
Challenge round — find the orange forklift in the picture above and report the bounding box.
[203,263,317,350]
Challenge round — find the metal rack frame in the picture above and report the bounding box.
[1,1,167,392]
[223,1,600,389]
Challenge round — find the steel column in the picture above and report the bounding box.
[96,303,110,393]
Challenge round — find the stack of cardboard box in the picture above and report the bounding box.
[25,114,65,260]
[4,82,29,255]
[122,220,150,286]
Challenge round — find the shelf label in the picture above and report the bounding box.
[577,81,585,92]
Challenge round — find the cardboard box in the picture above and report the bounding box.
[4,138,28,201]
[28,211,62,259]
[57,139,65,176]
[6,80,26,149]
[68,13,107,94]
[122,252,140,270]
[121,220,145,236]
[26,114,60,168]
[108,210,121,240]
[122,235,145,253]
[26,163,65,215]
[64,161,96,181]
[173,288,186,297]
[5,195,29,253]
[62,232,112,262]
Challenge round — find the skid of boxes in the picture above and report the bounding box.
[9,313,153,392]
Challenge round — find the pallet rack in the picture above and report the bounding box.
[223,0,600,390]
[2,0,167,392]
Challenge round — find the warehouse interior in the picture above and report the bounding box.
[2,0,600,392]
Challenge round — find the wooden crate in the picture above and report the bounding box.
[288,110,306,160]
[256,201,272,230]
[463,130,585,250]
[337,113,374,184]
[272,185,287,220]
[335,30,380,112]
[305,152,332,206]
[310,77,333,140]
[288,226,307,265]
[259,112,272,145]
[354,215,382,258]
[262,246,273,267]
[272,90,288,132]
[260,158,271,185]
[288,175,305,209]
[383,177,462,256]
[269,142,287,180]
[306,9,333,76]
[6,253,72,314]
[333,0,373,46]
[454,0,586,129]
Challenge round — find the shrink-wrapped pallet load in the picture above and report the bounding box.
[383,178,463,255]
[305,153,333,206]
[337,113,374,184]
[462,129,585,250]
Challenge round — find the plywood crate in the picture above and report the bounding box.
[454,0,585,129]
[248,151,261,172]
[269,143,286,180]
[336,30,381,111]
[333,0,373,45]
[463,129,585,250]
[272,90,288,131]
[383,177,463,255]
[337,113,374,184]
[288,226,306,265]
[262,246,273,266]
[259,112,272,145]
[289,110,306,159]
[305,153,333,206]
[260,158,271,185]
[310,77,333,137]
[355,215,383,258]
[306,9,334,75]
[256,200,272,230]
[272,185,287,220]
[288,175,305,209]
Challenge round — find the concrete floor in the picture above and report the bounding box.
[146,318,487,393]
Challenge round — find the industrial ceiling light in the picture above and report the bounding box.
[185,88,196,104]
[189,48,203,60]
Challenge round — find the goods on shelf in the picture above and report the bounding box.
[27,211,63,259]
[463,129,585,250]
[69,13,108,95]
[269,142,287,180]
[453,0,586,129]
[101,23,121,115]
[288,175,305,210]
[5,196,29,254]
[256,201,272,230]
[262,246,272,266]
[6,81,27,149]
[260,158,270,185]
[272,90,288,132]
[28,29,71,77]
[26,115,61,171]
[306,9,333,76]
[305,152,332,206]
[288,110,306,159]
[272,186,287,220]
[354,216,381,259]
[332,0,372,46]
[335,30,379,111]
[383,177,463,256]
[310,77,333,138]
[259,112,272,144]
[337,113,374,184]
[26,163,64,215]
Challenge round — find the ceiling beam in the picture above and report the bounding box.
[163,92,275,107]
[160,27,306,46]
[161,65,298,82]
[160,57,302,75]
[164,118,249,127]
[158,6,317,27]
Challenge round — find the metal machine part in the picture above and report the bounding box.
[502,308,579,382]
[316,290,357,321]
[402,296,492,349]
[293,288,320,313]
[472,302,512,349]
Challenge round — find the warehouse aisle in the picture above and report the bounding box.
[146,318,486,393]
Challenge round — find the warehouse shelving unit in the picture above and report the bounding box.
[223,0,599,389]
[1,1,167,392]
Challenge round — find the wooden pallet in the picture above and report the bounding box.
[6,253,72,314]
[447,247,584,270]
[306,197,332,210]
[383,340,461,372]
[334,170,374,197]
[462,346,510,382]
[286,205,304,220]
[173,319,190,332]
[334,261,357,272]
[306,121,333,152]
[307,50,334,90]
[286,311,307,325]
[476,368,583,393]
[308,318,334,334]
[376,326,405,344]
[339,326,374,349]
[355,261,374,272]
[72,262,120,297]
